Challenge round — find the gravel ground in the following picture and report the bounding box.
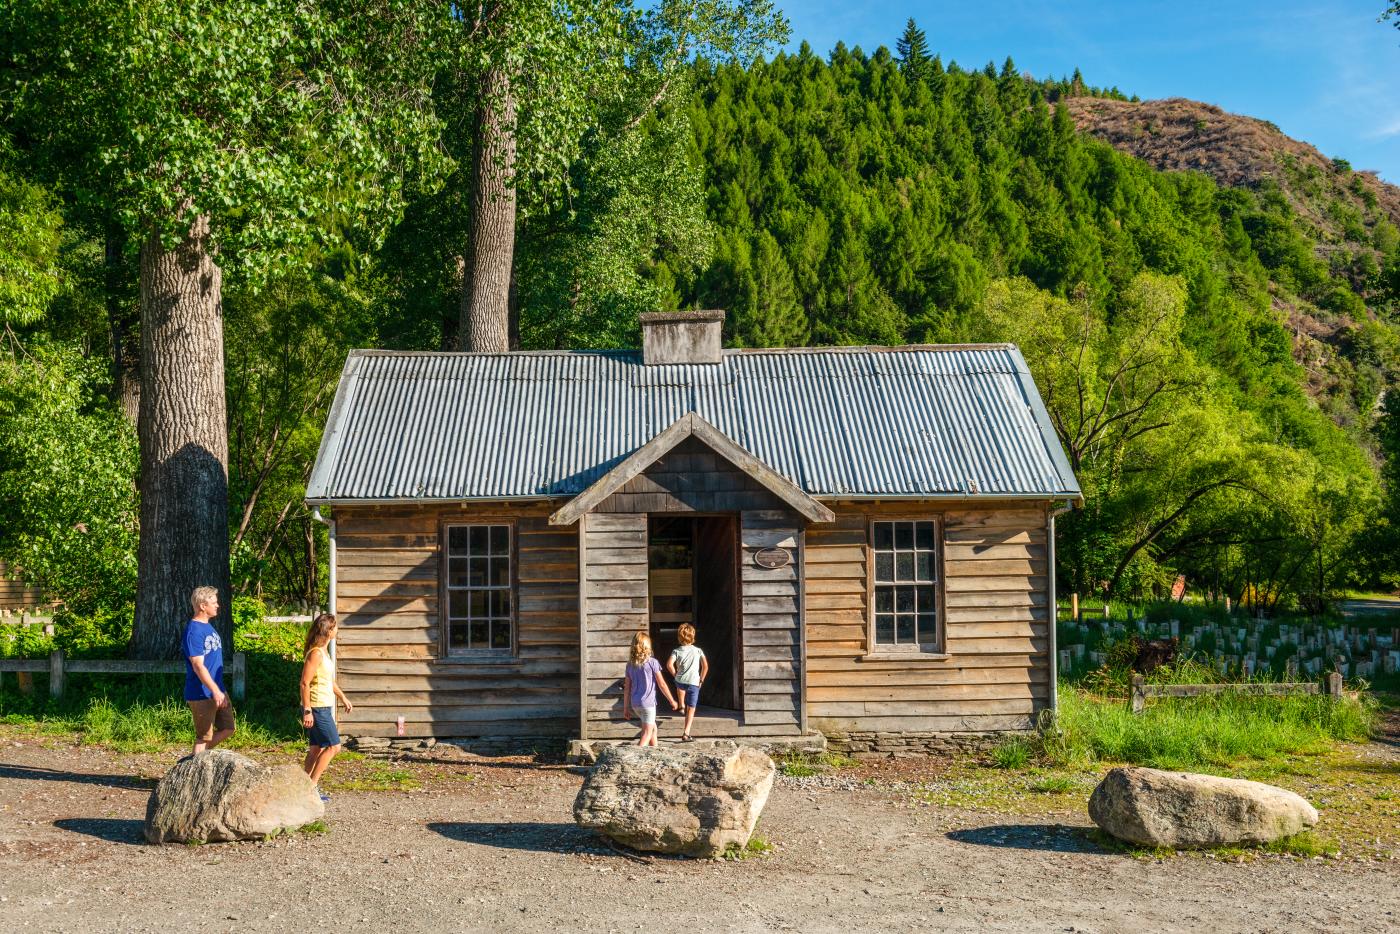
[0,735,1397,934]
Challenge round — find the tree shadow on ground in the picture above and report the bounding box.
[426,821,606,855]
[54,817,145,846]
[0,763,154,790]
[946,824,1112,854]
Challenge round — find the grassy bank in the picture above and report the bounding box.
[1038,686,1376,772]
[0,618,308,752]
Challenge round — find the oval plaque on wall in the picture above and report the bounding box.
[754,547,791,569]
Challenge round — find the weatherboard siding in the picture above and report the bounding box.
[804,501,1051,734]
[333,503,579,739]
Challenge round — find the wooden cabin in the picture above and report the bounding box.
[306,312,1081,752]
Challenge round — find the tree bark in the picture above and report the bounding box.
[457,63,516,352]
[130,213,231,658]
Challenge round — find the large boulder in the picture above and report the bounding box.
[145,749,324,844]
[573,743,776,858]
[1088,766,1318,848]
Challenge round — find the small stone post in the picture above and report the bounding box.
[1130,673,1147,714]
[1325,670,1343,699]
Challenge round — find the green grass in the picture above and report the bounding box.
[776,750,857,777]
[1039,686,1376,772]
[723,834,773,860]
[297,820,329,835]
[1027,774,1079,794]
[989,737,1032,769]
[324,762,420,792]
[0,623,308,752]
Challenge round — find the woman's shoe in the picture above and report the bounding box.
[681,734,694,742]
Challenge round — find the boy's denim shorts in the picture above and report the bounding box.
[677,683,701,708]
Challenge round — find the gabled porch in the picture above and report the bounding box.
[550,412,833,743]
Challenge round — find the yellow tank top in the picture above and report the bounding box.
[307,646,335,708]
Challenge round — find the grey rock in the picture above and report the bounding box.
[1088,766,1318,848]
[144,750,323,844]
[573,743,775,858]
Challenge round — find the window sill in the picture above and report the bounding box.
[860,650,950,663]
[435,654,521,666]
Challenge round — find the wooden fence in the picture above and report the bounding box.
[1129,671,1343,714]
[0,650,246,700]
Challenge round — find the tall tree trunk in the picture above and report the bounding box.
[105,225,141,422]
[458,64,516,352]
[130,213,231,658]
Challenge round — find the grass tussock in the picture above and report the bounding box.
[1042,687,1376,772]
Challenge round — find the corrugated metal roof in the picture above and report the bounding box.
[305,346,1082,503]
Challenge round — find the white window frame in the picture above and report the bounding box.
[866,517,944,655]
[441,521,517,657]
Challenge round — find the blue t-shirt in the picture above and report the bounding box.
[182,620,225,701]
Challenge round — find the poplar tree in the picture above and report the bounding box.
[5,0,448,655]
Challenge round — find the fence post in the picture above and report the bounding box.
[1130,673,1146,714]
[231,651,246,702]
[49,649,64,698]
[1326,670,1342,699]
[1071,593,1079,621]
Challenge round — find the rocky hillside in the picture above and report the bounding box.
[1069,96,1400,440]
[1068,97,1400,236]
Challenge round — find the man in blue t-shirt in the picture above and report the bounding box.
[183,586,235,755]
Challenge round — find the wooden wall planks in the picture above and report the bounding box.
[804,501,1051,735]
[332,503,580,738]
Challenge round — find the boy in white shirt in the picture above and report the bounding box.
[666,623,709,742]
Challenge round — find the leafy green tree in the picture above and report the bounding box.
[5,0,448,655]
[0,343,138,614]
[0,162,63,328]
[452,0,788,351]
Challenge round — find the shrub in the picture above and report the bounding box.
[52,606,133,657]
[0,622,54,658]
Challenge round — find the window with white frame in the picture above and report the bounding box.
[871,520,940,650]
[444,524,513,654]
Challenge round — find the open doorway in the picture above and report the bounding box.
[647,515,741,711]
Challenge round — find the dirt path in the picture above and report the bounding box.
[0,738,1396,934]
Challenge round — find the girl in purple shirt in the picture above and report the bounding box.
[622,632,679,746]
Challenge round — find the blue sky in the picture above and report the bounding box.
[775,1,1400,183]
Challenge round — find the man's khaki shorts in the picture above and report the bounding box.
[187,698,236,742]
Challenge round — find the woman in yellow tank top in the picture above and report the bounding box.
[300,614,352,800]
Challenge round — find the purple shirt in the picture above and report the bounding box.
[627,658,662,708]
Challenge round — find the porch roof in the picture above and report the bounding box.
[305,345,1082,504]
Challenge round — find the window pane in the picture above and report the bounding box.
[897,614,916,643]
[874,522,894,550]
[875,552,894,582]
[448,622,469,648]
[469,557,488,587]
[489,557,510,588]
[468,526,488,554]
[448,558,471,588]
[896,552,914,581]
[489,590,510,618]
[875,587,893,613]
[896,586,916,613]
[917,613,937,644]
[490,621,511,649]
[469,590,488,618]
[916,551,933,582]
[448,526,470,555]
[469,619,488,648]
[875,614,894,644]
[916,522,934,550]
[448,591,470,619]
[916,585,935,613]
[895,523,914,549]
[490,525,508,555]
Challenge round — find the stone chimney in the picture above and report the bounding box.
[639,310,725,365]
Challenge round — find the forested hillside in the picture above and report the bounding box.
[1,12,1398,627]
[657,38,1400,605]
